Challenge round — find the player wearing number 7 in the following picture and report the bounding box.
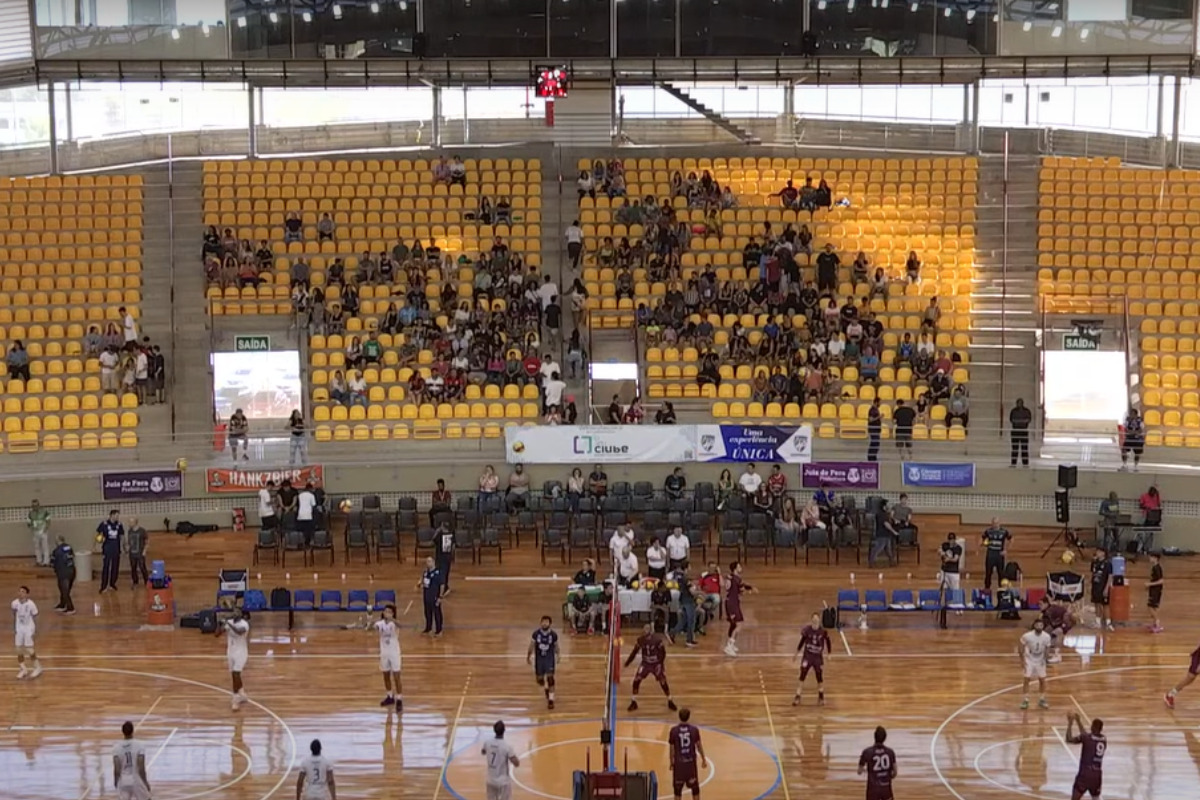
[112,721,151,800]
[481,721,521,800]
[857,726,897,800]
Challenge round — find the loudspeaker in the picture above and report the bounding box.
[1058,464,1078,490]
[1054,488,1070,524]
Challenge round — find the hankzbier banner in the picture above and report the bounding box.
[505,426,695,464]
[694,424,813,464]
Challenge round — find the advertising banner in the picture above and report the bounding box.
[101,470,184,501]
[800,462,881,489]
[901,462,976,488]
[505,426,695,464]
[695,425,813,464]
[205,465,325,493]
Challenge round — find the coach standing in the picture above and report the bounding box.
[435,521,454,594]
[418,556,445,636]
[51,535,76,614]
[96,509,124,593]
[981,517,1011,591]
[28,499,51,566]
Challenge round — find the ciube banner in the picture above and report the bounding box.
[205,465,325,493]
[695,424,813,464]
[800,461,881,489]
[505,426,695,464]
[101,470,184,501]
[901,462,976,488]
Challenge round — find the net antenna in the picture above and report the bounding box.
[600,588,621,771]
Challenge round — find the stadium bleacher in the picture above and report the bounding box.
[0,174,143,453]
[578,155,976,439]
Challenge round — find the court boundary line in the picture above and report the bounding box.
[76,693,162,800]
[51,667,297,800]
[971,736,1063,800]
[930,664,1179,800]
[758,670,791,800]
[432,674,471,800]
[37,650,1195,661]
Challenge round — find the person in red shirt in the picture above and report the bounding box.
[697,562,722,633]
[522,351,541,385]
[767,464,787,505]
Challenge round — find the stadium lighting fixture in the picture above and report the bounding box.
[882,0,889,7]
[268,11,278,23]
[816,0,826,9]
[846,0,854,11]
[943,6,951,16]
[910,2,918,12]
[1051,22,1063,37]
[333,4,343,19]
[302,11,312,22]
[872,0,878,8]
[1080,27,1089,40]
[1022,19,1032,31]
[966,8,975,21]
[201,22,210,36]
[170,27,180,40]
[236,15,247,27]
[400,0,408,8]
[370,1,380,12]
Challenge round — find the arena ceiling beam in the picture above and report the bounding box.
[28,53,1198,89]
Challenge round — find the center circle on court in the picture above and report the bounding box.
[443,719,780,800]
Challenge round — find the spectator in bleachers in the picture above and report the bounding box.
[228,409,249,461]
[622,396,645,425]
[344,336,364,371]
[911,348,933,386]
[83,325,103,358]
[930,369,951,403]
[151,345,166,405]
[860,347,881,384]
[203,225,222,259]
[363,331,383,366]
[720,185,737,209]
[577,170,596,199]
[220,227,238,255]
[449,156,467,187]
[317,213,335,242]
[816,244,839,293]
[922,296,941,332]
[237,258,262,289]
[607,171,626,199]
[6,340,30,382]
[799,177,819,213]
[255,239,274,272]
[99,345,119,394]
[565,468,585,512]
[815,178,833,209]
[946,386,969,429]
[545,404,563,425]
[327,302,346,336]
[432,156,450,185]
[284,212,303,243]
[495,196,512,226]
[917,331,935,357]
[348,370,368,408]
[738,463,763,497]
[506,464,531,511]
[776,179,800,210]
[934,350,954,375]
[905,250,922,283]
[851,251,870,289]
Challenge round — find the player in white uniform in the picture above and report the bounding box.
[1018,618,1053,710]
[295,739,336,800]
[112,721,151,800]
[220,607,250,710]
[12,585,42,679]
[481,720,520,800]
[373,604,403,709]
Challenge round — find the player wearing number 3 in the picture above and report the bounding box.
[1018,618,1053,710]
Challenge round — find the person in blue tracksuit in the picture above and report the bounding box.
[417,556,445,636]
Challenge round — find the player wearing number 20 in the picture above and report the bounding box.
[668,708,708,800]
[858,726,898,800]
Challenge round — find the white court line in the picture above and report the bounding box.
[1069,694,1091,722]
[431,674,471,800]
[147,727,178,768]
[838,629,853,657]
[37,650,1192,661]
[9,724,178,732]
[402,600,414,616]
[76,694,162,800]
[972,736,1061,800]
[463,576,566,582]
[1050,726,1077,761]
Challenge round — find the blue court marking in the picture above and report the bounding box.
[440,717,782,800]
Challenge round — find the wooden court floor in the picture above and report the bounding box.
[2,516,1199,800]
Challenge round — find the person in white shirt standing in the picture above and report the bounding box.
[537,275,559,312]
[119,306,138,345]
[617,546,640,588]
[295,739,336,800]
[100,346,120,394]
[666,527,691,573]
[220,607,251,710]
[12,585,41,679]
[373,604,403,710]
[296,482,318,546]
[1018,618,1053,710]
[133,347,149,405]
[608,525,634,575]
[543,371,567,415]
[481,720,520,800]
[259,480,279,536]
[738,463,763,497]
[112,721,151,800]
[645,537,668,581]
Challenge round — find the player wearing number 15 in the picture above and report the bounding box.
[112,721,151,800]
[857,726,898,800]
[668,708,707,800]
[481,720,521,800]
[295,739,336,800]
[1065,712,1106,800]
[527,615,560,709]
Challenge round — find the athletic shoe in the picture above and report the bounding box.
[792,696,802,707]
[548,699,555,710]
[1048,653,1062,664]
[395,699,403,712]
[380,696,395,707]
[64,609,76,615]
[685,641,697,648]
[723,643,737,657]
[1020,699,1029,710]
[1105,623,1115,632]
[29,665,42,679]
[16,666,28,680]
[818,695,825,707]
[627,700,639,712]
[1152,625,1164,633]
[1165,693,1176,710]
[668,699,678,711]
[1038,698,1049,709]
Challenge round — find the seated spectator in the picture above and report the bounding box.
[433,156,451,185]
[506,464,531,510]
[622,396,645,424]
[363,331,383,365]
[6,340,30,381]
[317,212,335,242]
[327,258,345,287]
[348,370,368,407]
[408,371,428,405]
[896,332,915,366]
[815,178,833,208]
[801,498,825,534]
[607,171,626,198]
[946,386,969,428]
[238,258,261,288]
[752,484,774,516]
[588,464,608,497]
[655,401,677,425]
[799,177,819,212]
[220,227,238,255]
[775,497,803,543]
[495,196,512,226]
[912,349,933,385]
[906,250,921,283]
[917,331,936,357]
[767,464,787,503]
[83,325,103,357]
[449,156,467,187]
[330,370,349,405]
[254,239,274,272]
[663,466,687,500]
[577,170,595,199]
[738,463,763,496]
[922,296,941,332]
[860,347,880,383]
[543,404,563,425]
[777,179,800,210]
[202,225,222,259]
[869,267,889,300]
[344,336,364,370]
[930,368,951,402]
[915,390,931,422]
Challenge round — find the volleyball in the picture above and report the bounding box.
[1061,549,1076,564]
[338,498,353,513]
[175,457,188,471]
[511,441,526,453]
[95,533,105,543]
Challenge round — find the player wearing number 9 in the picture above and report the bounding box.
[857,726,898,800]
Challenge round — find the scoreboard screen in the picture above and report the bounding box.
[535,66,570,98]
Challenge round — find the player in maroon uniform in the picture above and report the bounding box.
[625,620,678,712]
[722,561,757,657]
[793,611,833,706]
[857,726,897,800]
[668,707,708,800]
[1164,641,1200,709]
[1039,595,1073,664]
[1065,712,1106,800]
